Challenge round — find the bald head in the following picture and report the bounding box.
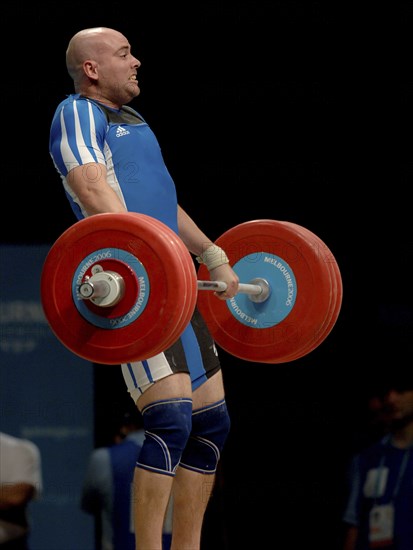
[64,27,140,107]
[66,27,127,84]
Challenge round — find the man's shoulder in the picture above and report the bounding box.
[355,435,390,465]
[88,446,111,468]
[126,430,145,447]
[0,432,40,459]
[54,94,107,118]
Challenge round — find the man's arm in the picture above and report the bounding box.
[177,205,216,257]
[177,205,239,298]
[0,483,35,509]
[0,439,41,508]
[67,163,127,216]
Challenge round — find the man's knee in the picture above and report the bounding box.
[179,399,231,474]
[137,397,193,476]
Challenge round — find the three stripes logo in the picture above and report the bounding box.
[116,126,130,137]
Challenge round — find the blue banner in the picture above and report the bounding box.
[0,245,94,550]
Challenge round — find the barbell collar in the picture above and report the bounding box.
[79,279,110,299]
[78,270,125,307]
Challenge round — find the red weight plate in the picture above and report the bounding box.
[323,258,343,346]
[197,220,335,363]
[137,214,198,355]
[285,222,342,360]
[276,222,338,361]
[266,221,336,361]
[160,239,198,351]
[259,222,335,363]
[98,213,198,359]
[290,223,343,358]
[251,220,342,363]
[277,222,342,362]
[41,213,191,364]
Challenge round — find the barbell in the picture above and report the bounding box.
[40,212,343,364]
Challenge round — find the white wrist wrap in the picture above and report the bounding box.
[196,245,229,271]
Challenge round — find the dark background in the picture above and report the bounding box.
[5,2,412,549]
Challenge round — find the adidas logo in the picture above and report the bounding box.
[116,126,130,137]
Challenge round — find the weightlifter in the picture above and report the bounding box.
[49,27,239,550]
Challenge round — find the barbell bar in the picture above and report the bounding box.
[78,272,271,307]
[41,212,343,365]
[197,279,270,303]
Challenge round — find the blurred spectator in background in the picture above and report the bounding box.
[0,432,42,550]
[81,410,172,550]
[341,361,413,550]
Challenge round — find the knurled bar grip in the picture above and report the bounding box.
[197,280,262,295]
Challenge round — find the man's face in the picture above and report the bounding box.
[383,387,413,423]
[95,32,141,105]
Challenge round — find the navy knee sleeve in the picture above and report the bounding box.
[137,398,192,477]
[179,399,231,474]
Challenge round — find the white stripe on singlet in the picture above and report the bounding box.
[122,352,174,399]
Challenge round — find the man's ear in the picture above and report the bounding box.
[83,60,98,81]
